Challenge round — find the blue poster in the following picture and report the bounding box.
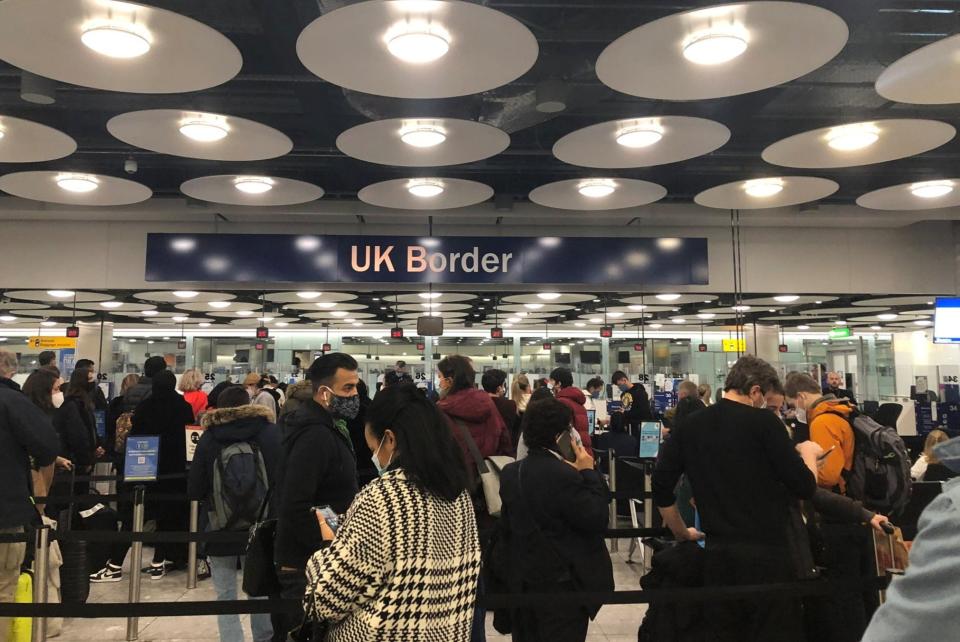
[639,422,662,459]
[124,436,160,482]
[94,410,106,440]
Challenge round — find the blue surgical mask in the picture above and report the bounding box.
[618,383,630,393]
[591,391,600,399]
[371,434,393,477]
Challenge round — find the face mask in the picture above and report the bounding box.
[52,391,64,408]
[322,386,360,420]
[371,434,393,477]
[618,383,630,393]
[591,391,601,399]
[547,382,555,391]
[795,408,807,424]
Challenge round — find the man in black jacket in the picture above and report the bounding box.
[122,355,167,412]
[273,353,360,641]
[0,349,59,633]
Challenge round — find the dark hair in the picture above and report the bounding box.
[357,379,369,399]
[612,370,629,385]
[308,353,358,392]
[75,358,95,371]
[268,375,278,384]
[481,369,507,394]
[724,355,780,396]
[530,387,554,404]
[586,377,604,391]
[784,372,819,398]
[40,364,61,378]
[152,369,177,393]
[521,398,572,450]
[217,385,251,409]
[144,356,168,378]
[384,370,401,387]
[549,367,573,388]
[23,368,58,411]
[366,383,468,502]
[437,355,475,394]
[65,367,93,410]
[38,351,56,367]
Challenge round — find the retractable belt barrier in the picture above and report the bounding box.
[51,472,188,483]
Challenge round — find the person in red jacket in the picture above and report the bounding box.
[550,367,593,456]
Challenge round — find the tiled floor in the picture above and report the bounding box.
[53,543,649,642]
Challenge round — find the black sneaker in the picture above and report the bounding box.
[141,559,174,574]
[90,563,122,583]
[146,562,166,581]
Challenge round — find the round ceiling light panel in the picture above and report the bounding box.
[762,119,955,168]
[501,294,595,305]
[0,0,241,93]
[134,291,236,304]
[336,117,509,167]
[852,296,940,307]
[694,176,838,210]
[621,294,717,305]
[857,179,960,211]
[876,34,960,104]
[296,0,538,99]
[741,295,837,306]
[392,293,476,304]
[265,291,358,305]
[595,2,847,100]
[107,110,292,161]
[529,178,666,211]
[359,177,493,210]
[0,116,76,163]
[553,117,729,168]
[4,290,111,303]
[0,171,151,206]
[181,175,324,207]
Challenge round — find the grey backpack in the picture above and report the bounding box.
[843,413,912,518]
[209,441,269,532]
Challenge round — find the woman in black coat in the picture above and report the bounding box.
[54,367,100,470]
[496,398,614,642]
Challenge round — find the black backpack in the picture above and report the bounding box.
[208,441,270,532]
[842,412,912,518]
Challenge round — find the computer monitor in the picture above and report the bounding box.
[586,408,597,434]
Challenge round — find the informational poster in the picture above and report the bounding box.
[185,425,204,463]
[586,409,597,435]
[639,422,662,459]
[94,410,106,441]
[124,436,160,482]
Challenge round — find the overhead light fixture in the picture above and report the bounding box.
[616,123,664,148]
[297,291,322,299]
[656,293,681,302]
[682,26,749,65]
[524,303,544,310]
[797,324,810,330]
[732,305,751,312]
[56,173,99,193]
[172,316,188,322]
[234,176,274,194]
[649,323,663,329]
[40,321,57,327]
[46,290,75,298]
[507,316,521,323]
[198,322,211,328]
[316,302,337,309]
[179,114,229,142]
[877,313,898,321]
[815,300,823,304]
[141,310,158,317]
[672,318,686,323]
[914,320,932,326]
[910,180,954,199]
[208,301,231,309]
[80,22,152,58]
[100,301,123,309]
[826,123,880,152]
[173,291,198,299]
[574,322,586,327]
[537,292,562,300]
[871,325,883,330]
[419,292,442,300]
[407,179,444,198]
[0,129,5,141]
[128,339,137,343]
[400,124,447,148]
[577,179,616,198]
[628,304,647,311]
[697,313,716,319]
[774,295,800,303]
[385,20,451,64]
[0,316,15,323]
[258,317,274,323]
[330,311,349,318]
[744,178,784,198]
[236,310,254,316]
[275,322,289,327]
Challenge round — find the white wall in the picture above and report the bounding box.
[893,331,960,397]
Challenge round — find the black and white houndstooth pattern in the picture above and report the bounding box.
[304,469,481,642]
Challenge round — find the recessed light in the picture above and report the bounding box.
[914,320,932,326]
[524,303,544,310]
[141,310,158,317]
[208,301,231,309]
[172,316,188,322]
[297,291,322,300]
[682,26,749,65]
[815,300,823,304]
[162,336,170,340]
[258,317,274,323]
[275,322,289,327]
[577,179,616,198]
[100,301,123,309]
[236,310,254,317]
[46,290,75,298]
[40,321,57,327]
[797,325,810,330]
[234,176,274,194]
[0,130,5,141]
[537,292,562,300]
[826,123,880,152]
[910,180,954,199]
[80,23,151,58]
[732,305,751,312]
[179,115,229,142]
[672,318,686,324]
[574,322,586,327]
[656,293,681,302]
[616,124,663,148]
[628,304,647,311]
[877,313,898,321]
[330,311,349,318]
[198,322,211,328]
[928,301,935,305]
[419,292,442,299]
[315,302,337,310]
[400,124,447,148]
[769,308,777,313]
[172,291,198,299]
[744,178,784,198]
[407,179,444,198]
[386,21,451,64]
[0,316,16,323]
[649,323,663,329]
[128,339,137,343]
[56,173,99,193]
[774,295,800,303]
[697,313,716,319]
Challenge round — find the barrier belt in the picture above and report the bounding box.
[53,472,188,483]
[34,493,190,503]
[607,489,654,500]
[604,527,669,538]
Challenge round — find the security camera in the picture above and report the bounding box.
[124,158,137,174]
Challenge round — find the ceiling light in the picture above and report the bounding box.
[172,316,188,322]
[385,21,451,64]
[910,180,954,199]
[628,305,647,311]
[100,301,123,309]
[656,294,681,302]
[815,300,823,304]
[179,115,229,142]
[162,336,170,340]
[616,124,663,148]
[128,339,137,343]
[80,23,151,59]
[574,322,586,327]
[316,302,337,309]
[797,325,810,330]
[330,311,349,318]
[649,323,662,329]
[234,177,274,194]
[297,291,322,300]
[46,290,75,298]
[537,292,562,300]
[732,305,751,312]
[147,340,155,344]
[507,316,521,323]
[407,179,444,198]
[352,322,363,327]
[208,301,231,309]
[608,312,624,318]
[697,313,716,319]
[198,322,211,328]
[56,173,99,193]
[275,322,288,327]
[400,124,447,148]
[768,308,777,313]
[672,318,686,323]
[826,123,880,152]
[0,316,15,322]
[588,317,603,324]
[877,313,898,321]
[173,291,198,299]
[774,295,799,303]
[914,320,932,326]
[577,179,616,198]
[524,303,544,310]
[40,321,57,327]
[0,130,5,141]
[871,325,883,330]
[682,27,749,65]
[258,317,274,323]
[141,310,158,316]
[744,178,784,198]
[419,292,442,299]
[236,310,254,317]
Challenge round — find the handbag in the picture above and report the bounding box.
[242,488,281,597]
[454,419,513,517]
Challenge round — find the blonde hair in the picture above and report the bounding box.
[698,383,712,403]
[511,373,530,400]
[120,373,140,395]
[178,368,204,393]
[924,429,950,464]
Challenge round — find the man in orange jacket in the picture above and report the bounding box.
[785,372,855,490]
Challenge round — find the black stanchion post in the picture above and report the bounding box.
[187,500,198,590]
[126,486,146,641]
[32,525,50,642]
[643,460,654,574]
[608,449,618,553]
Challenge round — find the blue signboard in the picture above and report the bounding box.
[94,410,106,441]
[639,421,662,459]
[124,436,160,482]
[145,233,709,285]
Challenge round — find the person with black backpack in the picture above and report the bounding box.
[188,385,280,642]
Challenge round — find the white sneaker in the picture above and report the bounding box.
[90,563,122,583]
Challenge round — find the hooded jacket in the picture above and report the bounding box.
[280,379,313,420]
[438,387,513,478]
[188,404,282,556]
[623,383,653,424]
[275,398,358,569]
[807,395,856,493]
[122,376,153,413]
[555,386,593,456]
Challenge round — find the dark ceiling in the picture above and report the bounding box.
[0,0,958,205]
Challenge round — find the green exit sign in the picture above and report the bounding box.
[829,327,852,339]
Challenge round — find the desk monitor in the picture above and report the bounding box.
[586,408,597,435]
[638,421,662,459]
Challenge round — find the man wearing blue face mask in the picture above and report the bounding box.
[582,377,609,430]
[273,353,360,642]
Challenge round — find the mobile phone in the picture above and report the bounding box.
[817,445,837,461]
[556,430,576,462]
[311,505,340,533]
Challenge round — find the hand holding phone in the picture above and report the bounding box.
[817,445,837,461]
[312,505,339,541]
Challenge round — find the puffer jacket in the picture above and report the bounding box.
[555,386,593,455]
[807,395,856,493]
[280,379,314,421]
[438,388,513,479]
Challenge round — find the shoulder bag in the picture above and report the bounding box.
[454,419,513,517]
[242,488,281,597]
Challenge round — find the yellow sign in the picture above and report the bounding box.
[721,338,746,353]
[26,337,77,350]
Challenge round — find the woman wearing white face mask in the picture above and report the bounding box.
[304,383,480,641]
[22,367,74,512]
